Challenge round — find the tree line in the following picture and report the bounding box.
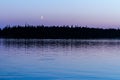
[0,25,120,39]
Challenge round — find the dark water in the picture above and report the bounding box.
[0,39,120,80]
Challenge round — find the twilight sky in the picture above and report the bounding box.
[0,0,120,28]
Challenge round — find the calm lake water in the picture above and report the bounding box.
[0,39,120,80]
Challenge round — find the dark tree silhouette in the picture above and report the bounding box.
[0,25,120,39]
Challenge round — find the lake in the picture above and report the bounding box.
[0,39,120,80]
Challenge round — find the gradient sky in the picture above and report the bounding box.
[0,0,120,28]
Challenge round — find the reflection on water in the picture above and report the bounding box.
[1,39,120,80]
[3,39,120,48]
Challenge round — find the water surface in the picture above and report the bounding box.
[0,39,120,80]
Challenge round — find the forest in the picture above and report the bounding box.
[0,25,120,39]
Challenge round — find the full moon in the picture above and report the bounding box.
[40,16,44,20]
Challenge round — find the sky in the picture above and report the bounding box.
[0,0,120,28]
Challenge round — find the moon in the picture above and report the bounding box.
[40,16,44,20]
